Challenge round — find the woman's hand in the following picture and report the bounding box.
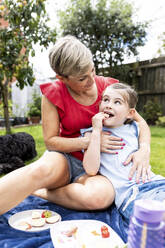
[100,131,125,154]
[123,145,151,183]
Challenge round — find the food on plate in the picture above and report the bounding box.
[41,210,52,218]
[62,226,78,237]
[31,218,45,227]
[91,230,100,236]
[32,211,41,219]
[76,224,111,247]
[101,225,108,232]
[15,221,32,231]
[46,215,60,224]
[50,220,125,248]
[11,209,61,232]
[55,226,78,246]
[101,230,110,238]
[31,210,60,227]
[101,225,110,238]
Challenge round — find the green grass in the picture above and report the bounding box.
[150,126,165,176]
[0,125,165,176]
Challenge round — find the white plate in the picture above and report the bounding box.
[8,209,61,232]
[50,219,125,248]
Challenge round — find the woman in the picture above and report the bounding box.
[0,36,151,215]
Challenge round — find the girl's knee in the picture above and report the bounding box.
[82,188,114,210]
[83,176,115,210]
[80,187,115,210]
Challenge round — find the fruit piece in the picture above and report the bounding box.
[32,211,41,219]
[101,225,110,238]
[45,215,60,224]
[101,229,110,238]
[0,5,5,11]
[41,210,52,218]
[31,218,45,227]
[16,221,31,231]
[101,225,108,232]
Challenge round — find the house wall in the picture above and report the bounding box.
[11,82,41,117]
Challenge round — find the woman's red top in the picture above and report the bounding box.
[40,75,118,160]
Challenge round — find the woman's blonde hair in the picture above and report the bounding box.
[49,35,93,77]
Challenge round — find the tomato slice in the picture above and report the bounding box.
[101,225,108,232]
[101,229,110,238]
[101,225,110,238]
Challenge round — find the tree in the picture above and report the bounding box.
[157,32,165,55]
[59,0,148,75]
[0,0,57,134]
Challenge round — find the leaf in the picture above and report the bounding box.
[59,0,148,73]
[0,0,57,133]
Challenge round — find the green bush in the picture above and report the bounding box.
[156,116,165,127]
[27,92,41,117]
[141,100,162,125]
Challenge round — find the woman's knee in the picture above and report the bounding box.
[29,152,70,188]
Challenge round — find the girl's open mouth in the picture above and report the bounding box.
[104,111,114,118]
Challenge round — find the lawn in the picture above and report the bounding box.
[0,125,165,176]
[150,126,165,176]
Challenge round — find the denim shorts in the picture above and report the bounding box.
[45,150,86,182]
[63,152,86,182]
[119,179,165,225]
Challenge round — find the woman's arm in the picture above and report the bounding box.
[134,110,151,146]
[124,110,151,183]
[42,96,89,152]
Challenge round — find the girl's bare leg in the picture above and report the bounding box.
[0,151,70,215]
[33,174,115,210]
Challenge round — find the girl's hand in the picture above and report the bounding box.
[92,112,108,131]
[123,146,151,183]
[100,132,125,154]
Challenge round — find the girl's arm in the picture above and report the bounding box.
[42,96,89,152]
[83,129,101,175]
[83,112,106,175]
[124,110,151,183]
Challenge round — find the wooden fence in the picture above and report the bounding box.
[99,56,165,115]
[135,56,165,115]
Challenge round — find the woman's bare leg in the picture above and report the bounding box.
[33,174,115,210]
[0,151,70,215]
